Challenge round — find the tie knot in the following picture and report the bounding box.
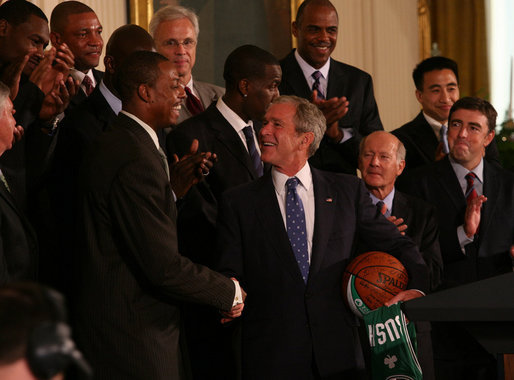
[286,177,299,190]
[184,86,193,96]
[312,71,322,81]
[82,75,94,95]
[465,172,477,184]
[242,125,254,140]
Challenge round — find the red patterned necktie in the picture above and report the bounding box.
[184,86,204,115]
[82,75,94,96]
[465,172,478,202]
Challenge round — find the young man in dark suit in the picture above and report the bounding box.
[44,25,156,292]
[392,56,498,177]
[217,95,428,379]
[73,51,244,380]
[166,44,281,379]
[279,0,383,175]
[400,97,514,379]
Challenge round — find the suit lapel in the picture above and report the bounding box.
[254,174,305,283]
[282,51,312,98]
[414,113,439,162]
[208,106,260,179]
[478,161,499,250]
[326,61,346,100]
[309,168,337,278]
[434,157,465,211]
[194,81,218,110]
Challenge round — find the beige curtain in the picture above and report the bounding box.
[429,0,489,99]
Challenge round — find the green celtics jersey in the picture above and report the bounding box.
[363,303,422,380]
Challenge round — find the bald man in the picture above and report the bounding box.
[358,131,443,380]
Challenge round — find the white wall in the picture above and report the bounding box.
[332,0,420,131]
[31,0,127,72]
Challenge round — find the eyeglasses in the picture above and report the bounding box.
[165,39,197,49]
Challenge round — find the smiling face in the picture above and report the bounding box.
[259,102,312,176]
[359,132,405,199]
[448,108,494,170]
[148,60,186,129]
[0,15,49,75]
[292,3,338,69]
[243,64,281,121]
[52,12,103,73]
[153,17,196,85]
[416,68,459,124]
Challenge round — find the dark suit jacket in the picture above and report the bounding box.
[392,191,443,292]
[279,50,383,174]
[393,111,500,178]
[73,113,235,380]
[399,156,514,288]
[0,180,38,284]
[0,76,47,211]
[217,167,429,379]
[43,86,117,290]
[167,103,263,265]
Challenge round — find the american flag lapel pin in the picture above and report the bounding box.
[325,197,333,203]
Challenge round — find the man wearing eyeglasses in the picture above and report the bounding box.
[150,5,224,126]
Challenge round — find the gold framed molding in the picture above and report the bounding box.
[129,0,154,30]
[290,0,303,49]
[418,0,431,60]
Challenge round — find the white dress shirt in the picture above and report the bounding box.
[449,156,484,251]
[216,97,261,155]
[272,163,315,262]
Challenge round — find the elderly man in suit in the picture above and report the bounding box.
[50,1,103,108]
[73,51,244,380]
[0,82,38,285]
[217,95,428,379]
[400,97,514,379]
[392,56,498,177]
[150,5,224,127]
[358,130,443,380]
[279,0,383,175]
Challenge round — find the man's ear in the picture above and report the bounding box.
[484,130,495,147]
[50,31,61,46]
[397,159,406,176]
[292,21,299,38]
[301,131,314,152]
[0,19,9,37]
[137,83,151,103]
[238,79,249,98]
[104,55,115,75]
[415,89,423,104]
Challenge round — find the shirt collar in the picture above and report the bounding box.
[99,80,122,115]
[294,49,330,81]
[272,162,312,196]
[70,68,96,86]
[119,110,160,150]
[422,111,445,138]
[449,155,484,184]
[216,97,252,133]
[369,188,395,211]
[185,76,195,94]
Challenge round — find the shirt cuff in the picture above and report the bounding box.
[232,279,243,306]
[338,127,353,144]
[457,225,474,253]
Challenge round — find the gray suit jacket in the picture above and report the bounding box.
[177,80,224,125]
